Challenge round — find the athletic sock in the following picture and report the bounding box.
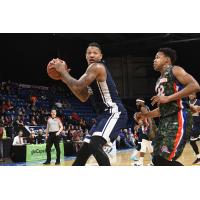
[139,157,144,165]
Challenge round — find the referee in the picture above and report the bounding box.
[43,109,63,165]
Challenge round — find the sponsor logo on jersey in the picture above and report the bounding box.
[161,145,171,154]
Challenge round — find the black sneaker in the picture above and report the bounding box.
[192,158,200,165]
[43,161,51,165]
[55,161,60,165]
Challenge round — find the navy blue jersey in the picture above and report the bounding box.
[89,61,127,115]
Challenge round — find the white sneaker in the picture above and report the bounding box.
[147,163,154,166]
[133,161,143,166]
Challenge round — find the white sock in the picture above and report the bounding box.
[132,149,138,157]
[139,157,144,165]
[149,154,153,163]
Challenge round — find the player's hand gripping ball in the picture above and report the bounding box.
[47,58,68,80]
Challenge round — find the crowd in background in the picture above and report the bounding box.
[0,81,135,151]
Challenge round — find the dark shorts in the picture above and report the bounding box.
[153,109,192,161]
[84,110,128,144]
[142,134,149,140]
[190,124,200,140]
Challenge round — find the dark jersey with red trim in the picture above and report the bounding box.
[155,65,190,118]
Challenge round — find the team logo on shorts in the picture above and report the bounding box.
[161,145,171,154]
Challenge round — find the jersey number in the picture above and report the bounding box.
[157,85,165,96]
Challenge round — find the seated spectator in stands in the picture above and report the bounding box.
[14,115,24,133]
[12,130,24,145]
[119,129,133,149]
[3,115,14,139]
[28,131,36,144]
[60,126,68,140]
[71,112,80,122]
[4,115,13,127]
[88,118,96,129]
[55,100,63,108]
[67,116,77,126]
[125,128,135,147]
[30,95,37,105]
[72,129,83,152]
[80,118,88,130]
[35,115,41,125]
[36,129,44,144]
[30,103,37,112]
[67,125,76,141]
[116,135,121,149]
[17,108,23,116]
[0,116,5,126]
[0,123,4,162]
[62,99,71,109]
[1,101,7,114]
[23,115,30,125]
[4,99,14,112]
[30,116,37,126]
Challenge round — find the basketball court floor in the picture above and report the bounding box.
[1,141,199,166]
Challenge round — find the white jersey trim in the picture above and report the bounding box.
[96,80,119,113]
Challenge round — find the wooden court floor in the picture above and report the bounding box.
[44,141,200,166]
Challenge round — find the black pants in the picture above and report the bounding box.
[152,155,183,166]
[72,136,111,166]
[190,140,199,155]
[46,132,60,162]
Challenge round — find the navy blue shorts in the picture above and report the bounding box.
[84,111,128,144]
[190,126,200,140]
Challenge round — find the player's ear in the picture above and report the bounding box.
[166,56,171,64]
[100,53,103,60]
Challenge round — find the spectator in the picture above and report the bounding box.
[30,95,37,104]
[4,100,14,112]
[28,131,36,144]
[12,130,24,145]
[36,129,45,144]
[55,100,63,108]
[14,115,24,133]
[71,112,80,122]
[0,123,4,162]
[30,116,37,126]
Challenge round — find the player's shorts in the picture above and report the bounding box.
[140,139,153,153]
[153,109,192,161]
[84,110,128,144]
[142,133,149,140]
[190,129,200,141]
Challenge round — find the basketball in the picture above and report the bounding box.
[47,61,61,80]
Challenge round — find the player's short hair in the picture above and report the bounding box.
[158,47,177,65]
[88,42,102,53]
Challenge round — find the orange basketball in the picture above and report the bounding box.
[47,61,61,80]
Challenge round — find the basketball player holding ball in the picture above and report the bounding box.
[47,42,128,166]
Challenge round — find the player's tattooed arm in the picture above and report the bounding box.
[52,59,104,102]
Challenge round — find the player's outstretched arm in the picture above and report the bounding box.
[136,108,160,120]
